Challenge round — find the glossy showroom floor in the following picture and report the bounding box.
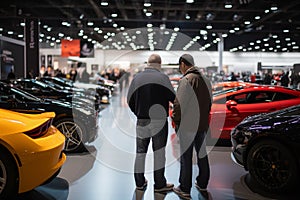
[17,89,298,200]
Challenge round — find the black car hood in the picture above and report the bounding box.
[237,105,300,133]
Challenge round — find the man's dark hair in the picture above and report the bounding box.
[179,54,194,66]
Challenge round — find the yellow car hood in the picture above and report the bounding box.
[0,109,55,135]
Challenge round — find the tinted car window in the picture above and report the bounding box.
[226,93,248,104]
[273,92,296,101]
[225,91,275,104]
[243,92,274,103]
[251,92,274,103]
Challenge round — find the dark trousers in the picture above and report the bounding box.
[178,131,210,193]
[134,119,168,189]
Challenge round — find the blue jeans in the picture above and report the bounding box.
[134,119,168,189]
[178,131,210,193]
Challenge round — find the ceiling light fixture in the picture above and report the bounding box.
[222,33,228,38]
[145,11,152,17]
[160,24,166,30]
[206,25,212,29]
[144,0,151,7]
[200,30,207,35]
[100,1,108,6]
[174,27,180,32]
[87,22,94,26]
[270,6,278,11]
[186,0,194,3]
[224,2,233,9]
[255,16,260,20]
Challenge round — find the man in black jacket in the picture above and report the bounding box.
[127,54,175,192]
[172,54,212,199]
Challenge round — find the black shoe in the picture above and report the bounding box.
[195,181,207,192]
[154,183,174,193]
[173,186,191,200]
[136,179,148,191]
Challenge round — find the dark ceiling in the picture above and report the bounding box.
[0,0,300,52]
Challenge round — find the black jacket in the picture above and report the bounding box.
[127,67,175,119]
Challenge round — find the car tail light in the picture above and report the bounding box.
[24,119,53,138]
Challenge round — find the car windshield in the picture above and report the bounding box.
[11,87,41,102]
[43,80,64,90]
[213,87,243,97]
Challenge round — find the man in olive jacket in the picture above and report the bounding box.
[172,54,212,199]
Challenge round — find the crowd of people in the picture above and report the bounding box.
[222,70,300,89]
[39,65,90,83]
[38,64,131,88]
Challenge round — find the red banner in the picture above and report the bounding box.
[61,39,80,57]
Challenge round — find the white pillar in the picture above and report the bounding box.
[218,33,224,73]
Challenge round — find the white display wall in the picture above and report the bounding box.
[40,48,300,74]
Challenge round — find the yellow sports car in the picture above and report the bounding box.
[0,108,66,199]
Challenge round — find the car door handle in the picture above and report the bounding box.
[268,108,276,112]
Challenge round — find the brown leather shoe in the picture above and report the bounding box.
[136,179,148,190]
[154,183,174,193]
[173,186,191,200]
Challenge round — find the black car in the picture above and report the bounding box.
[0,81,98,153]
[39,76,111,104]
[231,104,300,193]
[7,79,100,110]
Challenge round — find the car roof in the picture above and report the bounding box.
[214,85,300,99]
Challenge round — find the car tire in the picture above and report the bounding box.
[54,118,86,153]
[247,140,299,193]
[0,148,18,199]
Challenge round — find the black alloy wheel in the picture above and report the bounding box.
[0,148,18,199]
[247,140,299,193]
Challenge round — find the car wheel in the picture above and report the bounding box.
[54,118,86,153]
[247,140,299,193]
[0,149,18,199]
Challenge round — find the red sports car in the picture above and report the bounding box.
[209,85,300,140]
[212,81,257,91]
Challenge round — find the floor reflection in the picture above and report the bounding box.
[17,177,69,200]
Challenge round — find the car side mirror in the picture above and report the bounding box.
[226,100,237,110]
